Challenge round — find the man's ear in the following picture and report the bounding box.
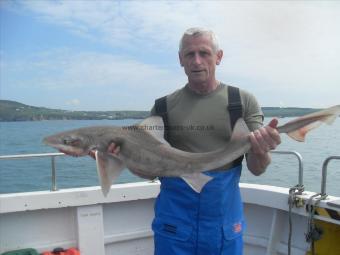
[179,52,184,67]
[216,50,223,65]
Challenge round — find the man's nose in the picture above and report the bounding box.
[193,53,202,65]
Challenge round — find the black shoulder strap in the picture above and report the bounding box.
[227,85,244,166]
[228,85,243,130]
[154,96,170,142]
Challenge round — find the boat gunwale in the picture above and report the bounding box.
[1,181,339,225]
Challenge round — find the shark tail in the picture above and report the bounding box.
[286,105,340,142]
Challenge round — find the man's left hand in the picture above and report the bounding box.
[249,118,281,155]
[247,118,281,175]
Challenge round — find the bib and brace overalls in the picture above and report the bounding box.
[152,86,245,255]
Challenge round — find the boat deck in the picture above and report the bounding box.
[1,152,339,255]
[1,181,339,255]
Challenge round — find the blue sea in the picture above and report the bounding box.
[0,118,339,196]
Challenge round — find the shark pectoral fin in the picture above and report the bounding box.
[95,151,124,197]
[230,118,250,141]
[181,173,213,193]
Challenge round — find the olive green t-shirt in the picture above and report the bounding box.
[151,83,263,168]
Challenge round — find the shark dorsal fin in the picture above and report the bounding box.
[137,116,170,145]
[230,118,250,141]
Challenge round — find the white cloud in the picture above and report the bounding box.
[18,1,340,49]
[10,48,182,87]
[3,1,340,108]
[2,49,185,109]
[66,98,80,107]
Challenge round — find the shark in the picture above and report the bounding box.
[43,105,340,196]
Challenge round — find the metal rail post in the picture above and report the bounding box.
[320,156,340,197]
[0,152,64,192]
[271,150,304,188]
[51,156,58,191]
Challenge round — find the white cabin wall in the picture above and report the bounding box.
[103,199,155,255]
[1,182,338,254]
[105,238,154,255]
[0,208,77,252]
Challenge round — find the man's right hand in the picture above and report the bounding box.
[88,143,120,160]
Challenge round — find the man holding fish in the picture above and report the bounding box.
[44,27,340,254]
[115,28,281,255]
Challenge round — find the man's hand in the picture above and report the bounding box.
[249,118,281,155]
[88,143,120,160]
[247,118,281,175]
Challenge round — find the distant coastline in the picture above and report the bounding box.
[0,99,323,122]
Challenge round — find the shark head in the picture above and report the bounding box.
[43,130,92,156]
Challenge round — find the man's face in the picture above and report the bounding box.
[179,34,223,85]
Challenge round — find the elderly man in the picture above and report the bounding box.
[95,27,280,255]
[150,27,281,255]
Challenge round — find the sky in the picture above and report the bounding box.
[1,0,339,111]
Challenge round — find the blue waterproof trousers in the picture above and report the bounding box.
[152,165,245,255]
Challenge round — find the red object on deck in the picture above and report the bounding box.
[41,248,80,255]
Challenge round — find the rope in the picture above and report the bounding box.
[287,185,304,255]
[305,193,327,255]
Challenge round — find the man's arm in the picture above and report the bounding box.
[246,118,281,175]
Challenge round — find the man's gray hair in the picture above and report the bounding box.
[179,27,220,53]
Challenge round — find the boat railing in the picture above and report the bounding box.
[0,152,65,191]
[321,156,340,197]
[0,150,305,193]
[271,150,304,189]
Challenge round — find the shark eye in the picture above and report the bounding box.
[63,139,71,145]
[63,138,81,146]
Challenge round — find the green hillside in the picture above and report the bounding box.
[0,100,149,121]
[0,99,323,121]
[262,107,320,118]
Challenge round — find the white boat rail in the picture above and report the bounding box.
[321,156,340,196]
[0,150,305,193]
[271,150,304,189]
[0,152,65,191]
